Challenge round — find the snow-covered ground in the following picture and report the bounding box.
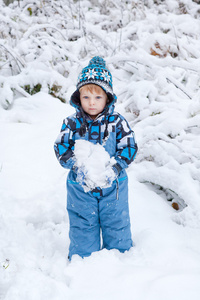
[1,0,200,299]
[0,93,200,300]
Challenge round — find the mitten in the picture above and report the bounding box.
[76,167,88,187]
[105,163,122,187]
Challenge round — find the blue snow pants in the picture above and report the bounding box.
[67,170,133,260]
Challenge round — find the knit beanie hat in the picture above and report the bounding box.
[77,56,113,96]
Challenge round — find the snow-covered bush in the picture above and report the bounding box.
[0,0,200,225]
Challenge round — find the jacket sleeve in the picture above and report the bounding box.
[54,116,76,169]
[113,114,138,174]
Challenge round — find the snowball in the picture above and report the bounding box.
[74,140,116,192]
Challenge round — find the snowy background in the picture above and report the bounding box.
[0,0,200,299]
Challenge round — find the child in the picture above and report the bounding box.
[54,56,138,260]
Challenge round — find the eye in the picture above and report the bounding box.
[96,96,102,100]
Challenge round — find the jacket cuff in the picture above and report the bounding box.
[112,163,122,176]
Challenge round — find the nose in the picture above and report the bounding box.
[89,97,95,106]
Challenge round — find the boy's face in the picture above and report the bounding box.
[80,86,107,119]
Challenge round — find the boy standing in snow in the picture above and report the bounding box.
[54,57,138,260]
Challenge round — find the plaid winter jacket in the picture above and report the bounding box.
[54,97,138,179]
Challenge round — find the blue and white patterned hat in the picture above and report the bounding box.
[77,56,113,95]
